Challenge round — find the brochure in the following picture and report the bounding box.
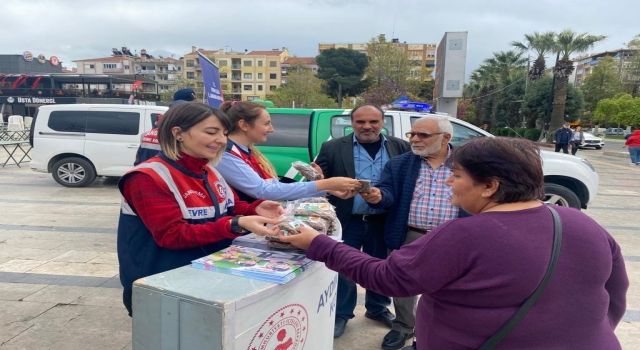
[191,245,313,284]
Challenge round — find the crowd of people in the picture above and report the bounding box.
[117,95,629,350]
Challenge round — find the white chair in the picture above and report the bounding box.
[6,115,25,140]
[23,116,33,130]
[7,115,24,131]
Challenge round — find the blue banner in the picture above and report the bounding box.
[197,51,223,108]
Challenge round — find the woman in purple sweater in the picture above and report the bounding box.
[279,137,628,349]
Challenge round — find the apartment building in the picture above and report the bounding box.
[572,49,639,90]
[183,47,288,101]
[319,36,437,81]
[73,48,183,92]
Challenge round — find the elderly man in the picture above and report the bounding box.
[315,105,411,338]
[363,115,463,350]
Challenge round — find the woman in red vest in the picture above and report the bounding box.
[217,101,359,202]
[117,102,283,316]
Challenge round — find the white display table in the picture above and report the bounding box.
[132,238,338,350]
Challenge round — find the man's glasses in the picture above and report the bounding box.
[405,131,444,139]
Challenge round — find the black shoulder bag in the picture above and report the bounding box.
[478,205,563,350]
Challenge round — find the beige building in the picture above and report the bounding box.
[319,36,437,81]
[183,47,288,101]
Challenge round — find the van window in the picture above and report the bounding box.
[48,111,86,132]
[48,111,140,135]
[86,111,139,135]
[263,114,309,147]
[151,113,163,127]
[410,116,484,147]
[330,115,393,138]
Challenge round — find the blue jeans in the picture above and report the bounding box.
[336,214,391,320]
[630,147,640,164]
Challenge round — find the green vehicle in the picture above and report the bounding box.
[257,107,395,181]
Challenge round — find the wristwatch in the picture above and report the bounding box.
[230,216,249,235]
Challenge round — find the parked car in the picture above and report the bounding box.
[579,132,605,149]
[605,128,625,135]
[258,108,599,210]
[30,104,168,187]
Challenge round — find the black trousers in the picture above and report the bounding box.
[555,143,569,154]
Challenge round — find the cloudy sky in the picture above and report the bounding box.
[3,0,638,78]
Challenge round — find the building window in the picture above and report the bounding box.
[244,84,253,91]
[186,72,195,79]
[257,85,263,91]
[88,64,95,69]
[244,60,252,67]
[243,73,252,80]
[124,65,130,70]
[257,60,264,67]
[269,85,277,91]
[269,61,277,67]
[103,63,117,69]
[218,60,228,66]
[269,73,277,79]
[186,60,195,67]
[220,73,228,79]
[257,73,263,79]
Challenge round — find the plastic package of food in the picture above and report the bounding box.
[292,161,322,181]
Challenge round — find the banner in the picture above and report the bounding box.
[197,51,224,108]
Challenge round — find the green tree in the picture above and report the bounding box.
[624,34,640,95]
[316,48,369,103]
[594,93,640,126]
[268,68,337,108]
[365,34,412,88]
[512,31,556,80]
[580,56,624,114]
[523,76,584,128]
[549,30,605,133]
[463,50,527,127]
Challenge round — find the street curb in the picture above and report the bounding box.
[603,151,630,159]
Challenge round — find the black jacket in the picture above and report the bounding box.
[314,134,411,227]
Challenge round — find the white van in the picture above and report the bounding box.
[30,104,168,187]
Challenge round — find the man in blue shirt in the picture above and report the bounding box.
[315,105,411,339]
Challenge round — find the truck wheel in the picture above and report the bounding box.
[543,183,581,209]
[52,157,97,187]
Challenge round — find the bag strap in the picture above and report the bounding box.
[479,205,563,350]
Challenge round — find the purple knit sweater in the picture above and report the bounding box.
[307,205,628,349]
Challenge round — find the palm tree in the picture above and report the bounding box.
[465,51,526,126]
[549,30,605,132]
[512,32,556,80]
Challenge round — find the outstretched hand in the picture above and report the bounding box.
[255,200,285,218]
[310,162,325,179]
[276,225,321,250]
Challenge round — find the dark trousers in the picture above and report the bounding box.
[555,143,569,154]
[570,141,580,155]
[336,214,391,320]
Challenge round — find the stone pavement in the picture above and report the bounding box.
[0,148,638,349]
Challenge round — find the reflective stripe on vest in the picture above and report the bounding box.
[120,160,235,220]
